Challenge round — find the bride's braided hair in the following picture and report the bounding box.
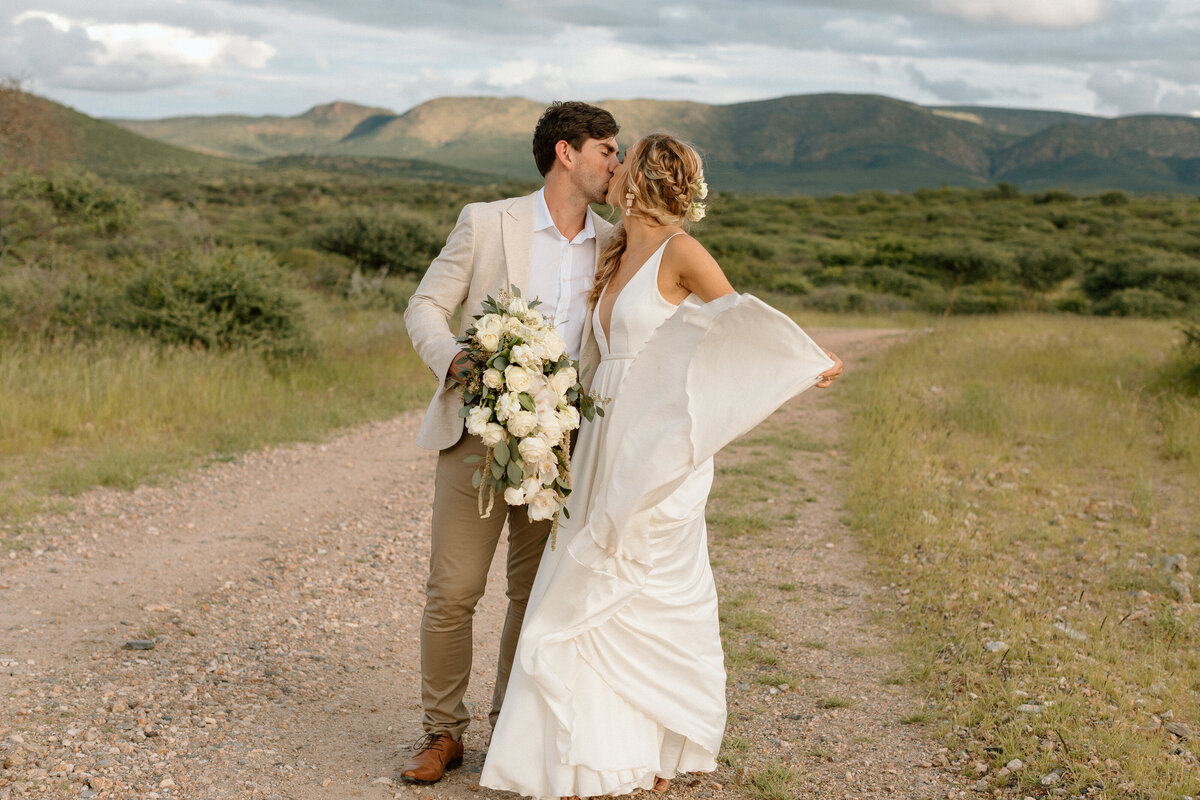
[588,133,705,307]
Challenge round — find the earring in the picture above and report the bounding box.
[624,191,634,217]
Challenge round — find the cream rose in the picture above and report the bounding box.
[525,308,545,327]
[520,475,542,499]
[548,367,577,397]
[557,406,581,431]
[511,343,540,369]
[526,489,560,521]
[517,435,552,464]
[504,365,533,394]
[507,296,529,316]
[465,405,491,436]
[503,485,526,506]
[480,422,506,448]
[482,368,504,390]
[477,331,501,353]
[536,408,563,444]
[495,392,521,422]
[506,410,538,438]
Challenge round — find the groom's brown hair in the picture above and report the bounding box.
[532,101,619,177]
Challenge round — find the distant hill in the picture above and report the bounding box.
[2,90,236,178]
[109,94,1200,194]
[258,154,509,185]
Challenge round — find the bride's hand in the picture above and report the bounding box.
[815,350,843,388]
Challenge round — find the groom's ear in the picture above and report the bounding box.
[553,140,576,172]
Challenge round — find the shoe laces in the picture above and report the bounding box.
[410,732,454,752]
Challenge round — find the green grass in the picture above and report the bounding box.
[816,696,854,709]
[746,761,799,800]
[844,314,1200,796]
[0,301,433,534]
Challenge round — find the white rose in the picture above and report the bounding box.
[502,316,524,335]
[506,410,538,438]
[465,405,491,436]
[536,409,563,445]
[518,435,552,464]
[511,343,541,369]
[495,392,521,422]
[504,365,533,393]
[476,314,503,334]
[477,331,500,353]
[557,406,580,431]
[526,489,560,521]
[548,367,577,397]
[525,308,545,327]
[482,368,504,390]
[542,330,565,361]
[504,485,526,506]
[697,178,708,199]
[480,422,507,448]
[507,296,528,316]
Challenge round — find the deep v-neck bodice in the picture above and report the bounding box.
[595,234,684,357]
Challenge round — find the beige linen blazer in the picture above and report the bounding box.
[405,192,613,451]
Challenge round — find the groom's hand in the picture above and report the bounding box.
[815,350,843,388]
[447,350,476,385]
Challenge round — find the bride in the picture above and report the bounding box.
[480,133,842,798]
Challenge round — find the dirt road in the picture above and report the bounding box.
[0,327,966,799]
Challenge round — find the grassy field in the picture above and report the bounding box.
[0,300,434,540]
[845,315,1200,797]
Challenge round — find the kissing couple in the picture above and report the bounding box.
[402,101,843,798]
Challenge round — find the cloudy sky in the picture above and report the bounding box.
[1,0,1198,120]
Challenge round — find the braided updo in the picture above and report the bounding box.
[588,133,707,307]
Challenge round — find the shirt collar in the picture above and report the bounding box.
[534,187,596,244]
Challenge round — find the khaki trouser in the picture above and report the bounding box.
[420,432,550,740]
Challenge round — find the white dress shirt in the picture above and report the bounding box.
[527,188,596,360]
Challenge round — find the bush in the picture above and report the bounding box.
[3,168,140,235]
[315,207,442,277]
[1015,248,1080,293]
[276,247,355,292]
[1082,252,1200,309]
[1099,190,1129,207]
[1091,288,1185,318]
[801,285,913,313]
[118,247,312,359]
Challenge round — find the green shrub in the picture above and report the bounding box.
[3,168,140,235]
[1016,248,1080,293]
[118,247,312,359]
[315,207,442,276]
[1092,288,1186,318]
[1099,190,1129,206]
[276,247,355,292]
[1082,252,1200,309]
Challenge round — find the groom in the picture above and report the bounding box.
[400,101,620,783]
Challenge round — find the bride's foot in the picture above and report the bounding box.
[653,777,670,792]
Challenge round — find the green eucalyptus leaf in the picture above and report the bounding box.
[493,444,510,466]
[471,469,482,488]
[464,454,484,464]
[457,405,472,418]
[519,393,536,412]
[507,460,523,484]
[491,460,504,480]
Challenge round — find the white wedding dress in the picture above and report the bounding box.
[480,237,833,799]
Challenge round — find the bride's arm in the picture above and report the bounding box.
[661,234,844,388]
[658,234,734,304]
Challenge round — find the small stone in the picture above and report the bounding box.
[124,640,157,651]
[1005,758,1024,771]
[1052,622,1087,641]
[984,641,1008,653]
[1041,769,1062,786]
[1016,704,1042,713]
[972,779,988,791]
[1165,722,1193,740]
[88,777,113,791]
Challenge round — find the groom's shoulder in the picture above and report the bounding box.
[461,192,536,219]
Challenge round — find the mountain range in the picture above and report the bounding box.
[60,93,1200,194]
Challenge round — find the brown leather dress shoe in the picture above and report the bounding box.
[399,733,463,784]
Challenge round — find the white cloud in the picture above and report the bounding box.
[924,0,1110,29]
[2,8,275,92]
[1087,68,1161,114]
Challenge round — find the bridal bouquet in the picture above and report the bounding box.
[456,286,603,543]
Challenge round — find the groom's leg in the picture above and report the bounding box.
[488,507,551,728]
[421,434,507,739]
